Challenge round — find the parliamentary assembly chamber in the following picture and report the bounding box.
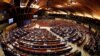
[0,0,100,56]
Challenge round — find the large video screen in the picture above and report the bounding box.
[8,18,14,24]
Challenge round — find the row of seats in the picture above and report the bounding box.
[2,19,96,56]
[1,28,74,56]
[84,32,100,55]
[9,28,29,39]
[50,22,98,55]
[14,43,72,55]
[50,24,86,46]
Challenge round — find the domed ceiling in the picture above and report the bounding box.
[1,0,100,20]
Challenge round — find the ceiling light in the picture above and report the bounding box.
[56,5,63,8]
[20,0,29,8]
[30,4,40,9]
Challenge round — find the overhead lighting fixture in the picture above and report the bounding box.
[30,0,40,9]
[72,2,77,5]
[56,5,64,8]
[30,4,40,9]
[68,0,77,5]
[20,0,29,8]
[3,0,11,3]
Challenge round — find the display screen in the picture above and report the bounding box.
[8,18,14,24]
